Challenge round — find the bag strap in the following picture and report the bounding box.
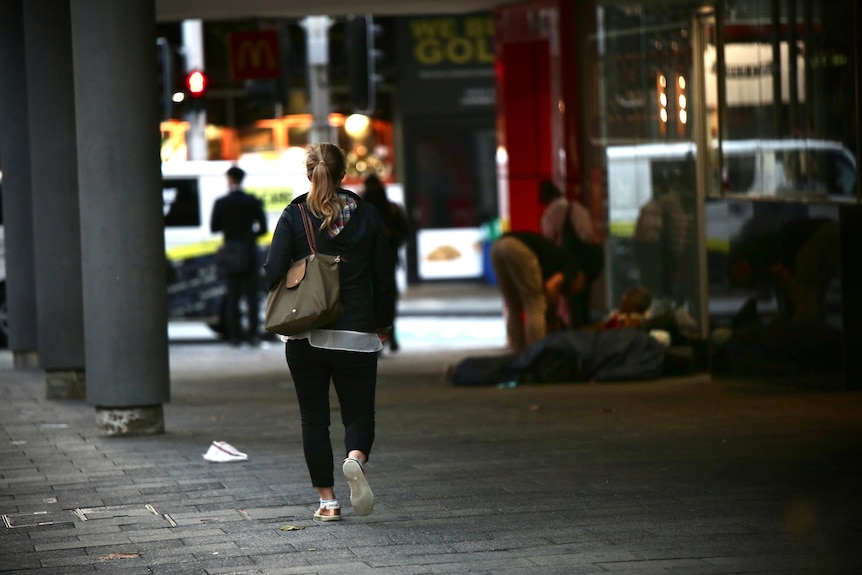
[298,204,317,255]
[297,203,344,263]
[561,200,577,241]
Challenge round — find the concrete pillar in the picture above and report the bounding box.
[839,205,861,390]
[69,0,170,435]
[22,0,86,396]
[0,0,40,369]
[848,1,862,390]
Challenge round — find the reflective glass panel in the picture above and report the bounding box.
[588,2,705,330]
[718,0,858,202]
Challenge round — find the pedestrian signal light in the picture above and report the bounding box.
[185,70,207,98]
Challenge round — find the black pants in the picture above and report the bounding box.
[286,338,378,488]
[225,270,259,343]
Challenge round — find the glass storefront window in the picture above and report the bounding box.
[593,4,695,144]
[716,0,858,202]
[586,0,858,338]
[587,2,704,327]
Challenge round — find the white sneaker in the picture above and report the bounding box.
[342,457,374,516]
[202,441,248,463]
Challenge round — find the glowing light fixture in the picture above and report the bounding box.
[657,73,669,132]
[345,114,371,138]
[676,74,687,132]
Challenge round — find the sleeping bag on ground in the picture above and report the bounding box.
[449,328,666,386]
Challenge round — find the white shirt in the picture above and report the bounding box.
[283,330,383,353]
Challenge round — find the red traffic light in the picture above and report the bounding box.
[185,70,207,98]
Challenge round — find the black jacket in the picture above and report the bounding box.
[502,231,582,284]
[210,188,267,243]
[263,190,395,333]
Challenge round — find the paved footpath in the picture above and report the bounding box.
[1,342,861,575]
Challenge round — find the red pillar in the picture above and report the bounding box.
[495,0,583,232]
[495,3,551,232]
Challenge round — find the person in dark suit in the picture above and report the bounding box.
[211,166,268,346]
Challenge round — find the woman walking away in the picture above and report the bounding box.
[264,143,394,521]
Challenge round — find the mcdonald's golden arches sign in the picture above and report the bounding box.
[228,30,280,81]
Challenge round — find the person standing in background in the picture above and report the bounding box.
[211,166,268,346]
[539,180,604,328]
[264,143,394,522]
[361,174,408,352]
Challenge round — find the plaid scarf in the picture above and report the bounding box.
[326,192,358,238]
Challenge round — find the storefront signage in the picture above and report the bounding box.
[228,30,280,81]
[397,14,496,115]
[411,17,494,65]
[705,42,805,107]
[417,228,484,280]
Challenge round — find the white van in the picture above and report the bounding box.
[607,139,857,229]
[0,161,307,348]
[161,159,309,333]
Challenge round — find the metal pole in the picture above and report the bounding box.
[156,37,172,122]
[182,19,207,160]
[788,0,798,136]
[771,0,782,137]
[692,10,711,340]
[302,16,333,144]
[803,0,813,136]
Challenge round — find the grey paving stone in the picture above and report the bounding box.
[202,567,268,575]
[3,566,97,575]
[0,556,43,572]
[181,556,260,574]
[244,551,360,573]
[92,566,154,575]
[25,547,89,568]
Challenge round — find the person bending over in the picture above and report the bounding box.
[490,231,585,351]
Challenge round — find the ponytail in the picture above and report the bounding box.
[305,143,347,231]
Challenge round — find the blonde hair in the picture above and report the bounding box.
[305,143,346,231]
